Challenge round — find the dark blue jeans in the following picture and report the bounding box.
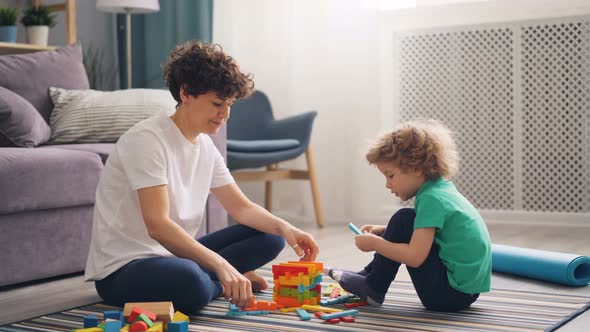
[95,224,285,313]
[364,208,479,312]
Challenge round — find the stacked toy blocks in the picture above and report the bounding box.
[272,261,323,308]
[72,302,189,332]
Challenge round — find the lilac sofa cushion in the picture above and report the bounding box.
[0,147,103,214]
[0,86,51,147]
[0,44,89,123]
[40,143,114,164]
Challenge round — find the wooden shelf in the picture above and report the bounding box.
[0,42,56,55]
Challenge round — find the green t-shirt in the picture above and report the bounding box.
[414,178,492,294]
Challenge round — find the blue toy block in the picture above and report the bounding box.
[229,304,240,311]
[226,310,248,316]
[295,309,312,321]
[320,309,359,320]
[347,223,362,235]
[103,320,122,332]
[246,310,269,316]
[168,321,188,332]
[83,314,99,328]
[320,294,355,306]
[103,310,123,321]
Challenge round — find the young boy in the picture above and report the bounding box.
[327,119,491,312]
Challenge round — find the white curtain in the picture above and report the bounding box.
[213,0,393,226]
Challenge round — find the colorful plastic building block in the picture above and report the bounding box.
[320,309,359,320]
[347,223,363,235]
[295,309,312,321]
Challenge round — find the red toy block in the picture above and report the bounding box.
[326,318,340,324]
[344,301,368,308]
[129,321,148,332]
[340,316,355,323]
[314,311,326,318]
[128,307,157,323]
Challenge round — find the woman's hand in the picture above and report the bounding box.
[213,260,253,308]
[355,233,382,252]
[360,224,386,237]
[281,226,319,261]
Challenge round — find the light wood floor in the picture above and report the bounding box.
[1,222,589,330]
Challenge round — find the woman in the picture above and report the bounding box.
[85,41,319,313]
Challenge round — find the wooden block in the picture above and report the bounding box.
[104,310,124,321]
[123,302,174,323]
[104,320,123,332]
[129,321,148,332]
[326,318,340,324]
[146,322,163,332]
[173,311,189,322]
[135,314,154,328]
[83,315,99,328]
[340,316,355,323]
[167,321,188,332]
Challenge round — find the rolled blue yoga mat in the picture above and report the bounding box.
[492,244,590,287]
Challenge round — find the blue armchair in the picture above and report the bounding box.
[227,91,324,227]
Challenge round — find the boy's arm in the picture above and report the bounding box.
[369,227,435,268]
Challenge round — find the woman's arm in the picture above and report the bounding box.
[355,227,435,268]
[138,184,253,308]
[211,183,319,261]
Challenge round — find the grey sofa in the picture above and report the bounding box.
[0,45,228,287]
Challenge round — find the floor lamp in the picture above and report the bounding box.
[96,0,160,89]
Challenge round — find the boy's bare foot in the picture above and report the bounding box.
[244,271,269,292]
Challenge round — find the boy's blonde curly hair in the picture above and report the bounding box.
[366,119,459,180]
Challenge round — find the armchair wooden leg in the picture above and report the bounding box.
[305,148,324,227]
[265,165,276,211]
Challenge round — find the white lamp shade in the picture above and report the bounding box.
[96,0,160,14]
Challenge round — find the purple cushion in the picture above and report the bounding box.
[40,143,114,164]
[0,147,103,214]
[0,86,51,147]
[0,44,89,123]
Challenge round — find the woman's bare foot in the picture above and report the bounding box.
[244,271,269,292]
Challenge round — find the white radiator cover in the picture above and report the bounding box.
[393,16,590,217]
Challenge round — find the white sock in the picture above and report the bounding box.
[323,266,342,282]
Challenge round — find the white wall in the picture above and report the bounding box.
[213,0,590,227]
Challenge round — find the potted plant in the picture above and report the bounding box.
[0,7,18,43]
[20,5,56,46]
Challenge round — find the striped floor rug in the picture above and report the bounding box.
[1,268,588,332]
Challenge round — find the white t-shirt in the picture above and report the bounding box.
[85,113,234,281]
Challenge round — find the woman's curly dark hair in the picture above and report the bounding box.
[162,41,254,106]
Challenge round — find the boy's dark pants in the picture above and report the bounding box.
[365,208,479,312]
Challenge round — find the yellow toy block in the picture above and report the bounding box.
[279,307,301,313]
[119,326,129,332]
[146,322,163,332]
[73,328,103,332]
[301,305,343,313]
[172,311,189,322]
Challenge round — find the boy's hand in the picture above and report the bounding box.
[355,233,382,252]
[360,224,386,237]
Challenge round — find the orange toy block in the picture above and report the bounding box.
[123,302,174,323]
